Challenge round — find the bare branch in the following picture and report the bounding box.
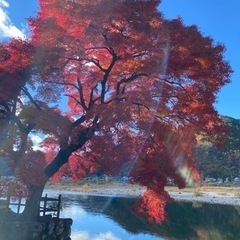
[63,56,107,72]
[64,94,82,107]
[88,84,98,108]
[71,115,86,129]
[76,76,88,111]
[154,78,195,102]
[1,101,11,112]
[21,86,42,111]
[100,51,119,103]
[89,58,106,72]
[116,73,148,96]
[104,97,126,105]
[45,80,79,91]
[85,46,112,54]
[132,101,151,111]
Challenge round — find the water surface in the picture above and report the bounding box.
[46,191,240,240]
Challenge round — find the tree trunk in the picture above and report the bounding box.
[21,184,45,221]
[19,126,96,221]
[0,185,46,240]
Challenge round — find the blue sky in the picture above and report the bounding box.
[159,0,240,120]
[0,0,239,119]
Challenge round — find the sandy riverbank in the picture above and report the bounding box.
[46,181,240,206]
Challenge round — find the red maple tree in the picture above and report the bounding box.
[0,0,232,223]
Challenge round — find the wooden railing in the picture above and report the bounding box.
[0,194,61,218]
[39,194,62,218]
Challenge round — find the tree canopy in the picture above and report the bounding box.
[195,116,240,180]
[0,0,232,223]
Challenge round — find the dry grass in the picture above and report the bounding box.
[233,188,240,197]
[165,185,240,196]
[46,180,144,193]
[46,181,240,197]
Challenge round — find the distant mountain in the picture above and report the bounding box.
[195,116,240,180]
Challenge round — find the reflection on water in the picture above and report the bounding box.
[46,191,240,240]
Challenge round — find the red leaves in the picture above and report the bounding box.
[18,151,47,187]
[0,39,32,74]
[0,39,33,102]
[0,178,29,199]
[0,0,232,223]
[134,189,171,224]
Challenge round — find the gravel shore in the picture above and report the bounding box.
[46,182,240,206]
[169,191,240,206]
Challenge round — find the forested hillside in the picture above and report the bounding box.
[195,116,240,180]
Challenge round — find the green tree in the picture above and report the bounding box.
[195,116,240,180]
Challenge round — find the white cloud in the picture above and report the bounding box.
[30,134,43,151]
[71,231,90,240]
[92,232,120,240]
[29,133,46,151]
[62,205,86,217]
[71,231,120,240]
[0,0,8,7]
[0,0,25,39]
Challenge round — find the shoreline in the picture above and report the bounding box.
[169,191,240,206]
[45,182,240,206]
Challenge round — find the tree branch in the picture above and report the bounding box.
[100,51,119,103]
[64,94,82,108]
[88,84,99,108]
[89,58,107,72]
[44,117,99,178]
[116,73,148,96]
[71,115,86,129]
[21,86,42,111]
[76,76,88,111]
[45,80,79,91]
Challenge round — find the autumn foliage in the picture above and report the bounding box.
[0,0,232,222]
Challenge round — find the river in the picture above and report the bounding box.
[45,190,240,240]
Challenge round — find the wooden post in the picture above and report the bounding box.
[57,195,61,219]
[43,194,47,216]
[6,194,10,209]
[38,194,61,218]
[17,198,21,214]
